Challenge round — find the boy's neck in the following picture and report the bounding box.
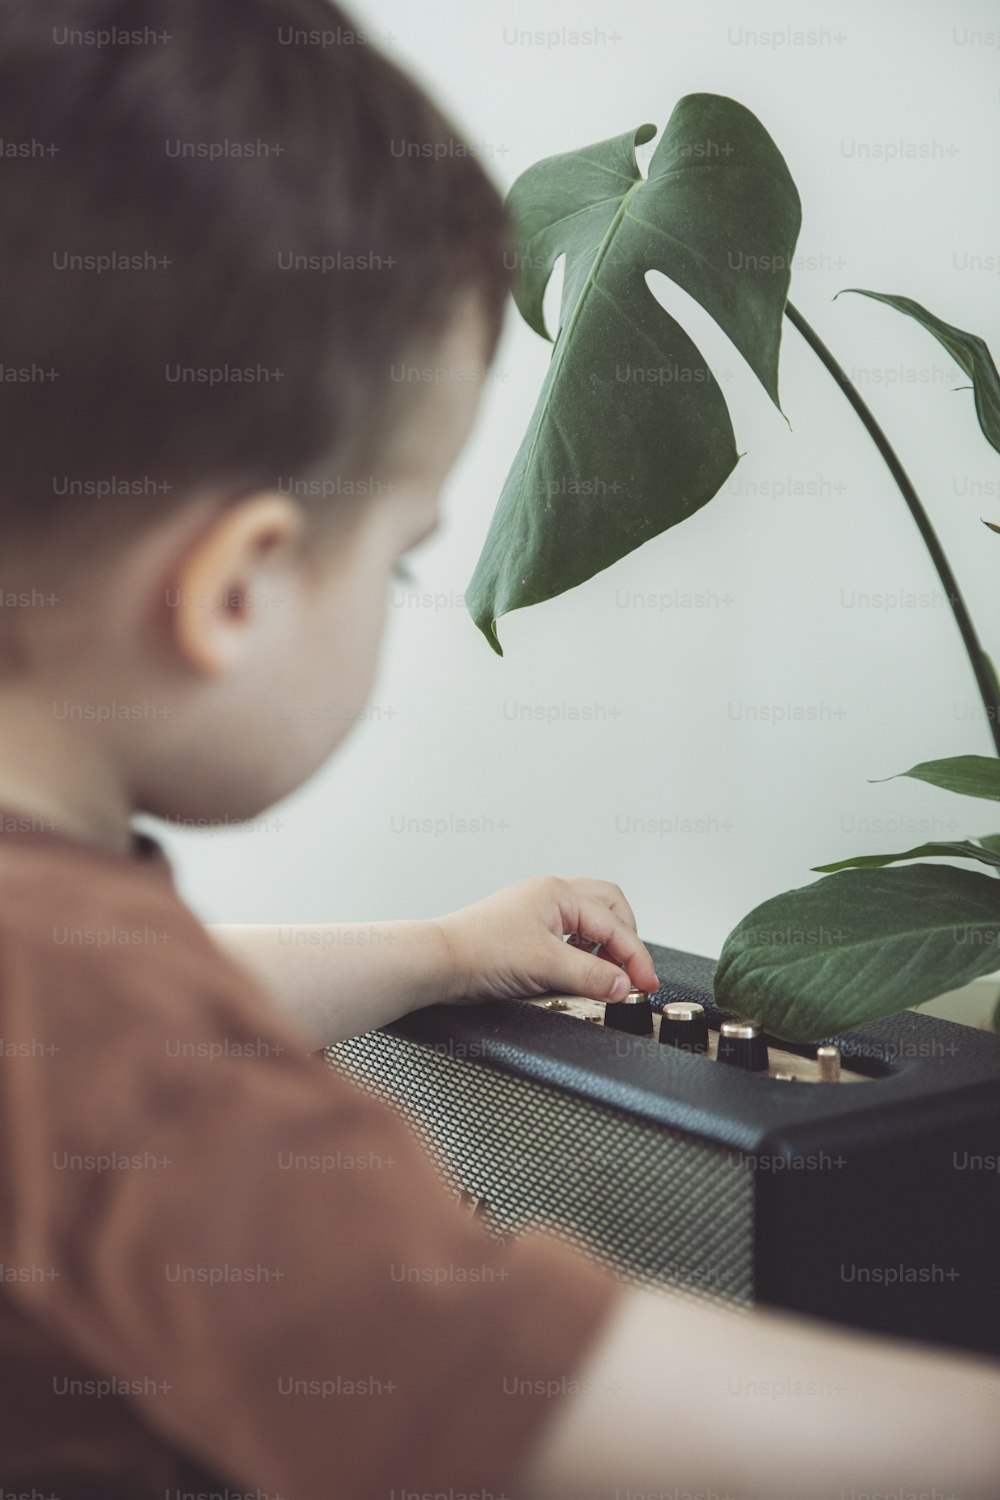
[0,689,135,856]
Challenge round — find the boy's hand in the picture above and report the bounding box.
[434,876,660,1006]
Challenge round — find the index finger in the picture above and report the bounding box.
[564,895,660,995]
[565,877,640,935]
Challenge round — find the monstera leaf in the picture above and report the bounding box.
[468,93,801,653]
[839,291,1000,459]
[715,864,1000,1042]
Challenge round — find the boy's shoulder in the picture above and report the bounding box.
[0,818,196,943]
[0,819,298,1056]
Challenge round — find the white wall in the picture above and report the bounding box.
[152,0,1000,964]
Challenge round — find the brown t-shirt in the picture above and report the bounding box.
[0,818,620,1498]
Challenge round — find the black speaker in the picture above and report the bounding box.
[325,942,1000,1360]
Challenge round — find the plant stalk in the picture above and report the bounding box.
[784,300,1000,759]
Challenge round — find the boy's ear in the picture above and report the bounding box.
[169,493,304,678]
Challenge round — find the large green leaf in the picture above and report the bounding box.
[715,864,1000,1041]
[468,94,801,653]
[812,839,1000,873]
[873,755,1000,802]
[839,290,1000,458]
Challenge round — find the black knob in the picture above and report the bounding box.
[659,1001,709,1054]
[604,988,653,1036]
[717,1020,768,1072]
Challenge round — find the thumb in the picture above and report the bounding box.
[551,942,632,1002]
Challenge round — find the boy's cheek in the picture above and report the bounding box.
[270,533,395,765]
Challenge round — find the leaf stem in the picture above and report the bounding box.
[784,299,1000,759]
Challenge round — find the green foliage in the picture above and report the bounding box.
[838,291,1000,459]
[467,94,800,654]
[812,839,1000,874]
[715,864,1000,1042]
[467,102,1000,1043]
[717,757,1000,1037]
[842,291,1000,535]
[873,755,1000,802]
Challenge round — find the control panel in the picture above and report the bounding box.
[527,988,868,1084]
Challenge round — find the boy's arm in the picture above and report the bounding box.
[210,917,456,1042]
[523,1285,1000,1500]
[210,875,661,1046]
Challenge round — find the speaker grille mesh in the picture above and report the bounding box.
[325,1032,754,1308]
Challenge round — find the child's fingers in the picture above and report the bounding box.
[565,878,639,935]
[548,940,634,1001]
[559,895,659,996]
[566,933,625,972]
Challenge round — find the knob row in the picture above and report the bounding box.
[602,989,846,1078]
[604,989,767,1070]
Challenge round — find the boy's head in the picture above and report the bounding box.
[0,0,513,835]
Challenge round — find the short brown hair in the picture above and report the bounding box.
[0,0,514,530]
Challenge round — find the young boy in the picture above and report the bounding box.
[0,2,996,1497]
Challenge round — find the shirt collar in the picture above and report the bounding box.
[0,809,175,883]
